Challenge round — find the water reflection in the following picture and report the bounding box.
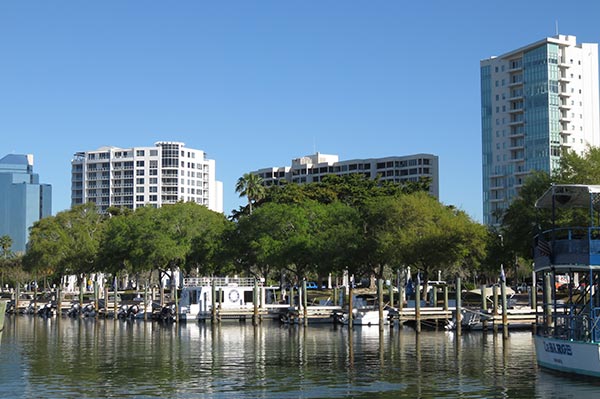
[1,316,599,398]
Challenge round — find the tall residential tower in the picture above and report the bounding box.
[0,154,52,253]
[71,141,223,214]
[481,35,599,225]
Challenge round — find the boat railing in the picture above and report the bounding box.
[534,226,600,268]
[538,308,598,342]
[183,277,260,288]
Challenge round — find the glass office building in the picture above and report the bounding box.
[0,154,52,253]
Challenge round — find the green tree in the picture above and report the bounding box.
[362,192,487,286]
[23,203,105,283]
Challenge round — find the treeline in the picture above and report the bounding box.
[5,174,506,289]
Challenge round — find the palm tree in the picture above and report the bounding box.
[235,173,266,214]
[0,235,12,259]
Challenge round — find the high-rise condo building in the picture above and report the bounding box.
[251,153,439,199]
[0,154,52,253]
[71,141,223,214]
[481,35,600,225]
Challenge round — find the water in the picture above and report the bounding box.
[1,316,600,398]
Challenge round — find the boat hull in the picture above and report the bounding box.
[534,335,600,377]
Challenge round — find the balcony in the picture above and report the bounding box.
[560,114,572,122]
[559,101,572,110]
[559,75,571,83]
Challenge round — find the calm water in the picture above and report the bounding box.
[1,316,600,398]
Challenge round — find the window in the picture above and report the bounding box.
[136,161,144,167]
[150,150,158,156]
[136,150,145,156]
[150,178,158,184]
[136,169,144,176]
[149,186,157,193]
[136,178,144,184]
[136,195,144,202]
[136,187,144,193]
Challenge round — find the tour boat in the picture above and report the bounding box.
[533,184,600,377]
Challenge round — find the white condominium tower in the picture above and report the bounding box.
[481,35,599,225]
[252,152,439,199]
[72,141,223,213]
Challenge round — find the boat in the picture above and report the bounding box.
[178,277,288,321]
[335,307,390,326]
[533,184,600,377]
[462,286,516,309]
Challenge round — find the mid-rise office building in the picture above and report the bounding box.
[252,153,439,199]
[0,154,52,253]
[71,141,223,213]
[481,34,600,225]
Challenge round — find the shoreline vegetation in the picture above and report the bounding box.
[11,143,600,297]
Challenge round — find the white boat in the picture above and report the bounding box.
[178,277,287,321]
[533,184,600,377]
[336,308,390,326]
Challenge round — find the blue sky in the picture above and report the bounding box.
[2,1,600,221]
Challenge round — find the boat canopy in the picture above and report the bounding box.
[535,184,600,211]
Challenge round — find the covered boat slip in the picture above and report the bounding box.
[533,184,600,350]
[178,277,291,321]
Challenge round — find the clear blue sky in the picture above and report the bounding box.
[2,1,600,221]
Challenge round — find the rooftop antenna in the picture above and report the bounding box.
[555,20,559,35]
[313,136,316,155]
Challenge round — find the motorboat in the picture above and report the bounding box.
[335,307,390,326]
[533,184,600,376]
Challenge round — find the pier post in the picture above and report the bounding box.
[415,281,421,333]
[443,285,448,311]
[57,284,62,317]
[481,284,488,330]
[348,284,354,329]
[432,285,438,307]
[144,285,148,322]
[333,286,338,307]
[302,280,308,327]
[113,277,118,320]
[378,279,384,326]
[253,280,259,325]
[492,284,499,333]
[174,281,179,324]
[501,279,508,338]
[211,282,216,323]
[79,278,84,317]
[389,282,394,309]
[94,280,99,319]
[492,284,499,315]
[15,283,20,313]
[104,285,109,319]
[455,277,461,336]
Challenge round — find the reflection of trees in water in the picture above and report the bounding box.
[6,318,541,397]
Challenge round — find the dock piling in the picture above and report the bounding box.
[455,277,462,336]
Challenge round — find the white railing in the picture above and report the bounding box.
[183,277,259,288]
